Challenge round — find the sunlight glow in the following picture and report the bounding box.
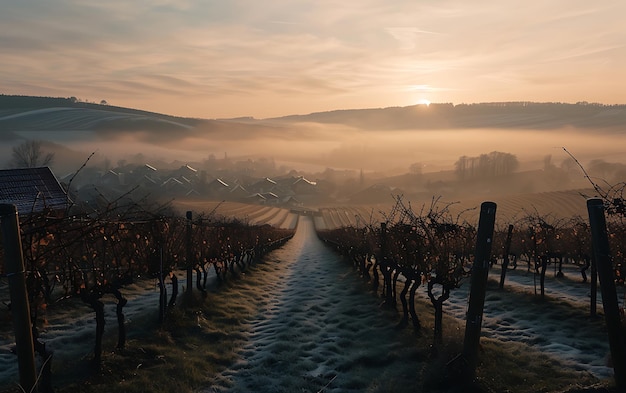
[416,98,431,106]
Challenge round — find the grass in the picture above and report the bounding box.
[415,282,615,393]
[53,300,245,393]
[23,275,261,393]
[476,338,600,393]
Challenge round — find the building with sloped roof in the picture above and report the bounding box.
[206,178,230,199]
[291,176,317,195]
[0,167,69,215]
[249,177,278,193]
[228,183,249,201]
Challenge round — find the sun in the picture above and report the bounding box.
[416,98,431,106]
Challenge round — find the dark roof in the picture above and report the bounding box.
[0,167,68,215]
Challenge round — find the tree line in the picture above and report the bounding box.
[454,151,519,180]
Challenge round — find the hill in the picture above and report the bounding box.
[271,101,626,131]
[2,94,624,194]
[4,95,626,133]
[0,94,201,133]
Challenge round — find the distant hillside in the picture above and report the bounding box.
[0,94,203,133]
[0,94,196,121]
[0,94,309,137]
[271,102,626,131]
[3,95,626,134]
[3,95,626,179]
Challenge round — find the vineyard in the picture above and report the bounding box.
[0,201,295,392]
[1,181,626,392]
[314,188,597,231]
[316,189,626,391]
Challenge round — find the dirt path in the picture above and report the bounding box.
[206,216,423,393]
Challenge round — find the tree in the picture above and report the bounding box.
[454,151,518,180]
[454,155,469,180]
[9,140,55,168]
[409,162,423,175]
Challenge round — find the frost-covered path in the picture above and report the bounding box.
[207,216,421,393]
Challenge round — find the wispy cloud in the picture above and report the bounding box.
[1,0,625,117]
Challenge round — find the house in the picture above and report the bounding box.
[228,183,249,201]
[0,167,69,215]
[171,164,198,180]
[281,195,302,207]
[260,192,280,204]
[100,169,122,186]
[133,164,160,184]
[246,193,268,204]
[291,176,317,195]
[206,178,230,199]
[249,177,278,194]
[161,177,187,195]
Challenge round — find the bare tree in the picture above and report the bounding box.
[10,140,55,168]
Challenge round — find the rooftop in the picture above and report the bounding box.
[0,167,68,215]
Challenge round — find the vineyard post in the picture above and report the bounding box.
[461,201,497,381]
[590,251,597,317]
[380,222,387,256]
[186,210,193,302]
[158,244,167,323]
[0,204,37,392]
[380,222,393,305]
[499,224,514,289]
[587,198,626,388]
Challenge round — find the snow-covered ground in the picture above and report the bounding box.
[434,263,618,379]
[206,216,425,392]
[0,276,173,390]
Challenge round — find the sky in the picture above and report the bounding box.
[2,0,626,119]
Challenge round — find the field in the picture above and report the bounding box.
[171,201,300,230]
[315,188,595,230]
[169,188,595,232]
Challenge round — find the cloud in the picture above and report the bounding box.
[1,1,626,118]
[385,27,440,50]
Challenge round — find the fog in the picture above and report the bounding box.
[19,123,622,177]
[3,105,626,206]
[166,125,621,175]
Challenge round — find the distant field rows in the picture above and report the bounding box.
[317,188,595,230]
[172,201,300,230]
[447,188,593,224]
[173,188,595,232]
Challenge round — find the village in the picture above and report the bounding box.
[0,162,325,216]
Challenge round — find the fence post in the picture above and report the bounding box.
[0,204,37,391]
[380,222,393,306]
[499,224,514,289]
[186,210,193,302]
[587,198,626,388]
[590,251,597,317]
[462,201,497,381]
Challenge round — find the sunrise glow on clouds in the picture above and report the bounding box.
[1,0,626,118]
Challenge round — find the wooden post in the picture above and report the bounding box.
[186,210,193,302]
[380,222,387,258]
[462,201,497,381]
[380,222,393,305]
[590,252,597,317]
[0,204,37,391]
[499,224,514,289]
[587,198,626,388]
[539,255,548,299]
